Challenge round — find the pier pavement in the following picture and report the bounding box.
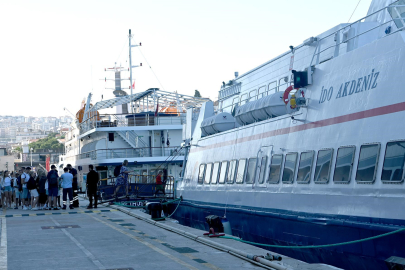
[0,198,340,270]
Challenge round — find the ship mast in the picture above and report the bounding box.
[128,29,142,114]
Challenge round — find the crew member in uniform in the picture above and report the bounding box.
[67,164,79,207]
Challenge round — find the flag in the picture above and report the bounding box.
[132,81,135,89]
[46,155,50,171]
[155,99,159,116]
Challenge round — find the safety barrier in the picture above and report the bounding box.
[97,174,175,202]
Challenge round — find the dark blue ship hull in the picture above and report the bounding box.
[168,200,405,270]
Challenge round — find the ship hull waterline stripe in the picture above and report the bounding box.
[191,101,405,153]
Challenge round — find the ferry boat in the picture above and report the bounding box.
[61,37,209,198]
[174,1,405,269]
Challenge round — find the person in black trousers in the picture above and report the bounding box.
[86,165,99,209]
[67,164,79,207]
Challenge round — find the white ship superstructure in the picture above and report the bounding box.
[175,1,405,269]
[62,88,208,191]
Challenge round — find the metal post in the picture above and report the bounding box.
[30,147,33,166]
[129,29,134,114]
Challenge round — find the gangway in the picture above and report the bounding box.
[97,174,175,204]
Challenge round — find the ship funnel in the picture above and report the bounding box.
[235,72,239,78]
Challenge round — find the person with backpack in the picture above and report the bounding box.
[28,170,39,210]
[21,167,31,210]
[14,171,22,209]
[61,167,74,210]
[113,160,131,199]
[86,165,99,209]
[47,165,60,210]
[37,169,47,210]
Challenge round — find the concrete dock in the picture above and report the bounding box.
[0,198,340,270]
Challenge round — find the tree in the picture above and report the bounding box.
[15,146,22,153]
[194,90,202,98]
[29,133,64,152]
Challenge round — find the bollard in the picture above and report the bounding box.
[146,202,165,221]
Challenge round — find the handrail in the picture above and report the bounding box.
[97,173,176,199]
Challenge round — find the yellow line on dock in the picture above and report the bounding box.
[89,214,200,270]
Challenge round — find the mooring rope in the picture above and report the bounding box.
[218,227,405,249]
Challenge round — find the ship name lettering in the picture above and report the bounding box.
[323,69,379,102]
[319,86,333,103]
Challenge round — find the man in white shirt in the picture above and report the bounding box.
[21,167,31,210]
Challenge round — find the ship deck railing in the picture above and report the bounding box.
[310,2,405,66]
[79,113,186,134]
[97,174,176,201]
[77,147,185,161]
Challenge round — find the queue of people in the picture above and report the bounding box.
[0,164,80,210]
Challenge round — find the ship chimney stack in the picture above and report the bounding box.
[235,72,239,78]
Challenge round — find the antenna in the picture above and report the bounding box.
[128,29,142,114]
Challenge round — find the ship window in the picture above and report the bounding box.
[282,153,298,183]
[218,161,228,184]
[356,144,380,183]
[333,146,356,183]
[258,86,266,99]
[204,163,213,184]
[381,140,405,183]
[240,94,248,106]
[198,164,206,184]
[258,156,268,184]
[268,81,277,95]
[236,159,246,183]
[249,90,257,101]
[314,149,333,183]
[211,162,220,184]
[245,158,257,184]
[297,151,314,184]
[227,160,237,184]
[268,154,283,184]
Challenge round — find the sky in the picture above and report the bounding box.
[0,0,373,117]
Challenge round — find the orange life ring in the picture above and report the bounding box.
[283,85,298,104]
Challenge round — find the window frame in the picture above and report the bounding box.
[211,162,221,184]
[381,140,405,183]
[282,152,298,184]
[333,146,356,184]
[204,163,213,184]
[268,154,283,184]
[198,164,206,184]
[258,85,267,99]
[314,148,334,184]
[245,158,257,184]
[239,94,248,106]
[355,143,380,184]
[218,161,228,184]
[227,159,238,184]
[257,156,268,184]
[249,90,257,101]
[235,158,247,184]
[296,151,315,184]
[231,97,239,114]
[268,81,277,95]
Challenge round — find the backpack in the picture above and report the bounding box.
[27,175,36,190]
[17,176,22,192]
[49,171,58,187]
[114,165,122,177]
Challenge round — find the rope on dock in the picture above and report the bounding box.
[218,227,405,249]
[113,197,182,208]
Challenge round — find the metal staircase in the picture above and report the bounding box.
[116,130,148,148]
